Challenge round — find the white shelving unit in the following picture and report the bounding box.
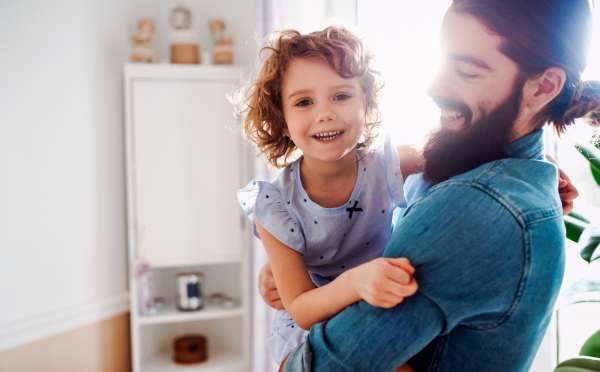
[124,63,251,372]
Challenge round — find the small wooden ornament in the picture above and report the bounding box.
[173,334,208,365]
[130,18,155,63]
[209,19,234,65]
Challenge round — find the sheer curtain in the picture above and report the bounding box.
[252,2,357,371]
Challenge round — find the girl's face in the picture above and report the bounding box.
[281,58,366,165]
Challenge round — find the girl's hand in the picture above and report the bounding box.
[546,154,579,215]
[349,257,418,308]
[259,261,285,310]
[557,166,579,215]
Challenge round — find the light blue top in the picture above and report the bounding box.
[237,137,407,287]
[283,129,566,372]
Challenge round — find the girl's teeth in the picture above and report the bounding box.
[315,131,342,141]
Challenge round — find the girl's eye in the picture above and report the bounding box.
[296,99,313,107]
[456,69,478,79]
[334,94,351,101]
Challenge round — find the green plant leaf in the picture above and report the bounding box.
[592,164,600,186]
[570,211,592,224]
[555,357,600,371]
[566,214,590,243]
[580,223,600,263]
[581,329,600,359]
[575,143,600,183]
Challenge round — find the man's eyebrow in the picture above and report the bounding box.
[287,89,313,100]
[449,54,492,70]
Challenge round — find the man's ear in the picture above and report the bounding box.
[523,67,567,114]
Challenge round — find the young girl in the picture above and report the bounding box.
[235,26,419,371]
[234,26,576,370]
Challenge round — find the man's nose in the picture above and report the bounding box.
[426,69,452,99]
[314,108,337,123]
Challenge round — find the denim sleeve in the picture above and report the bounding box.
[284,293,445,372]
[283,183,524,372]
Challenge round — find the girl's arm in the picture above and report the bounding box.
[397,145,423,181]
[255,215,418,330]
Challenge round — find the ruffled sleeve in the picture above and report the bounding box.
[237,181,306,253]
[382,136,407,208]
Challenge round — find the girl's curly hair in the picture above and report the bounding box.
[232,26,384,168]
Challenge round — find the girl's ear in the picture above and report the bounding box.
[283,127,290,137]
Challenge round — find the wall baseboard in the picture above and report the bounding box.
[0,292,130,352]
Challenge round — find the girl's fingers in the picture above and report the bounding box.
[391,278,418,297]
[385,264,412,285]
[385,257,415,275]
[265,289,281,302]
[374,300,397,309]
[562,201,573,215]
[382,279,411,297]
[560,187,579,202]
[269,299,285,310]
[559,178,568,188]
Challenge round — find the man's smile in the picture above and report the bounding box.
[439,109,466,130]
[441,110,464,120]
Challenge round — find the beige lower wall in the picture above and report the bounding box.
[0,312,131,372]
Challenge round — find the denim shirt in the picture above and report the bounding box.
[283,129,565,372]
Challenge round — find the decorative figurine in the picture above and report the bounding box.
[209,19,234,65]
[170,6,200,64]
[130,18,155,63]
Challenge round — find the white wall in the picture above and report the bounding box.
[0,0,256,352]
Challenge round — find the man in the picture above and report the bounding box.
[265,0,599,371]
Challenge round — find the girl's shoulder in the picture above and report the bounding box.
[237,159,306,252]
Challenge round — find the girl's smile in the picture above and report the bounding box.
[313,130,344,142]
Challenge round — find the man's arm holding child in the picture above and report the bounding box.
[281,185,526,372]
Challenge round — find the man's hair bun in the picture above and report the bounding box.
[549,80,600,131]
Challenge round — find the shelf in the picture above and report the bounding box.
[125,63,243,81]
[142,349,243,372]
[138,303,244,325]
[148,255,244,268]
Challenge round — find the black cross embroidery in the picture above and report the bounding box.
[346,200,363,219]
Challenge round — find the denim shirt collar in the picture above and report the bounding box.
[506,129,545,160]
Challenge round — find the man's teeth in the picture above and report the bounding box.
[315,131,342,141]
[441,110,464,120]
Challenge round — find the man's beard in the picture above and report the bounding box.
[422,76,525,186]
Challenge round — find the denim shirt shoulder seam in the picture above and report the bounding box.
[449,162,531,331]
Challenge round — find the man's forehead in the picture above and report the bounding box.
[439,9,505,68]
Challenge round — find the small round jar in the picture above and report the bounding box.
[175,272,204,311]
[170,30,200,64]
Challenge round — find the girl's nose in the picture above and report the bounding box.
[315,109,337,123]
